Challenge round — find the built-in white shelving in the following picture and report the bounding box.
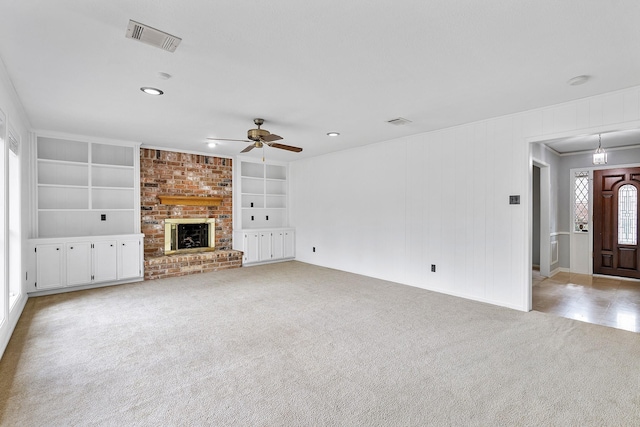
[29,134,143,294]
[233,158,294,265]
[35,136,139,238]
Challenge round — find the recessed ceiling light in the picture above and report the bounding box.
[567,75,589,86]
[140,87,164,95]
[387,117,412,125]
[207,142,217,148]
[327,132,340,136]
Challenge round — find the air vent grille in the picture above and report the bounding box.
[387,117,412,126]
[125,20,182,53]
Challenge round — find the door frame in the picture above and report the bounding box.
[527,123,640,311]
[591,165,640,278]
[532,160,551,278]
[569,163,640,276]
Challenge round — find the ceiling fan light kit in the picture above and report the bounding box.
[208,118,302,154]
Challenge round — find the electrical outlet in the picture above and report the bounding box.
[431,264,436,272]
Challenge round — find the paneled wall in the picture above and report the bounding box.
[291,86,640,311]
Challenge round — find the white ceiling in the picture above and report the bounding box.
[544,129,640,155]
[1,1,639,161]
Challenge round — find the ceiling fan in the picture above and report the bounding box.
[208,118,302,153]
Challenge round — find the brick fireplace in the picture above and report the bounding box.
[140,149,242,279]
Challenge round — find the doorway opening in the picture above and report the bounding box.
[529,128,640,332]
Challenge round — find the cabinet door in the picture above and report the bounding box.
[284,230,295,259]
[243,232,260,263]
[93,240,117,282]
[66,242,92,286]
[35,244,65,290]
[259,232,272,261]
[272,231,284,260]
[118,239,141,279]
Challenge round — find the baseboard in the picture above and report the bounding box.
[549,267,569,277]
[27,277,144,297]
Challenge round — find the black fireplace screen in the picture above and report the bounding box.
[175,223,209,250]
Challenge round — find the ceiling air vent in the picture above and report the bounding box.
[125,20,182,53]
[387,117,412,126]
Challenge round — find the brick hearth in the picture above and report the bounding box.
[140,149,242,279]
[144,250,241,280]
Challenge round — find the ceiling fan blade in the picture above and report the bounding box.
[261,133,283,142]
[207,138,251,143]
[268,142,303,153]
[240,144,255,153]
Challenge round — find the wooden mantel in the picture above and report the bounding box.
[158,195,223,206]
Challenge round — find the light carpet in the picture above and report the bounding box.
[1,261,639,426]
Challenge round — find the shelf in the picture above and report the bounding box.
[158,195,223,206]
[242,207,286,210]
[38,137,88,162]
[38,184,89,189]
[38,208,135,212]
[241,162,264,178]
[39,186,88,210]
[92,143,134,166]
[36,136,140,238]
[265,164,286,180]
[38,161,88,186]
[93,188,135,209]
[237,160,288,229]
[92,186,135,190]
[38,158,88,166]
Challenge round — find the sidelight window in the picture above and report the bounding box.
[574,171,589,232]
[618,184,637,245]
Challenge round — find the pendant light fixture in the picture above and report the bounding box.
[593,134,607,165]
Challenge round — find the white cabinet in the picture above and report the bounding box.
[242,231,260,264]
[235,228,295,265]
[259,231,273,261]
[93,240,117,282]
[66,242,92,286]
[35,244,64,290]
[271,231,285,260]
[29,234,144,293]
[284,230,295,259]
[118,238,142,279]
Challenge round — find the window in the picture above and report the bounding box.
[8,128,20,308]
[618,184,637,245]
[574,171,589,232]
[0,110,5,325]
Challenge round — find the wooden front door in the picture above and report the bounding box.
[593,167,640,278]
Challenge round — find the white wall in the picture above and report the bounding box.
[291,86,640,311]
[0,55,30,359]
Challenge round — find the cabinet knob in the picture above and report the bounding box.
[70,247,73,249]
[56,248,60,251]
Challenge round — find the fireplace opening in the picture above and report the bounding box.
[177,223,209,250]
[164,218,215,254]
